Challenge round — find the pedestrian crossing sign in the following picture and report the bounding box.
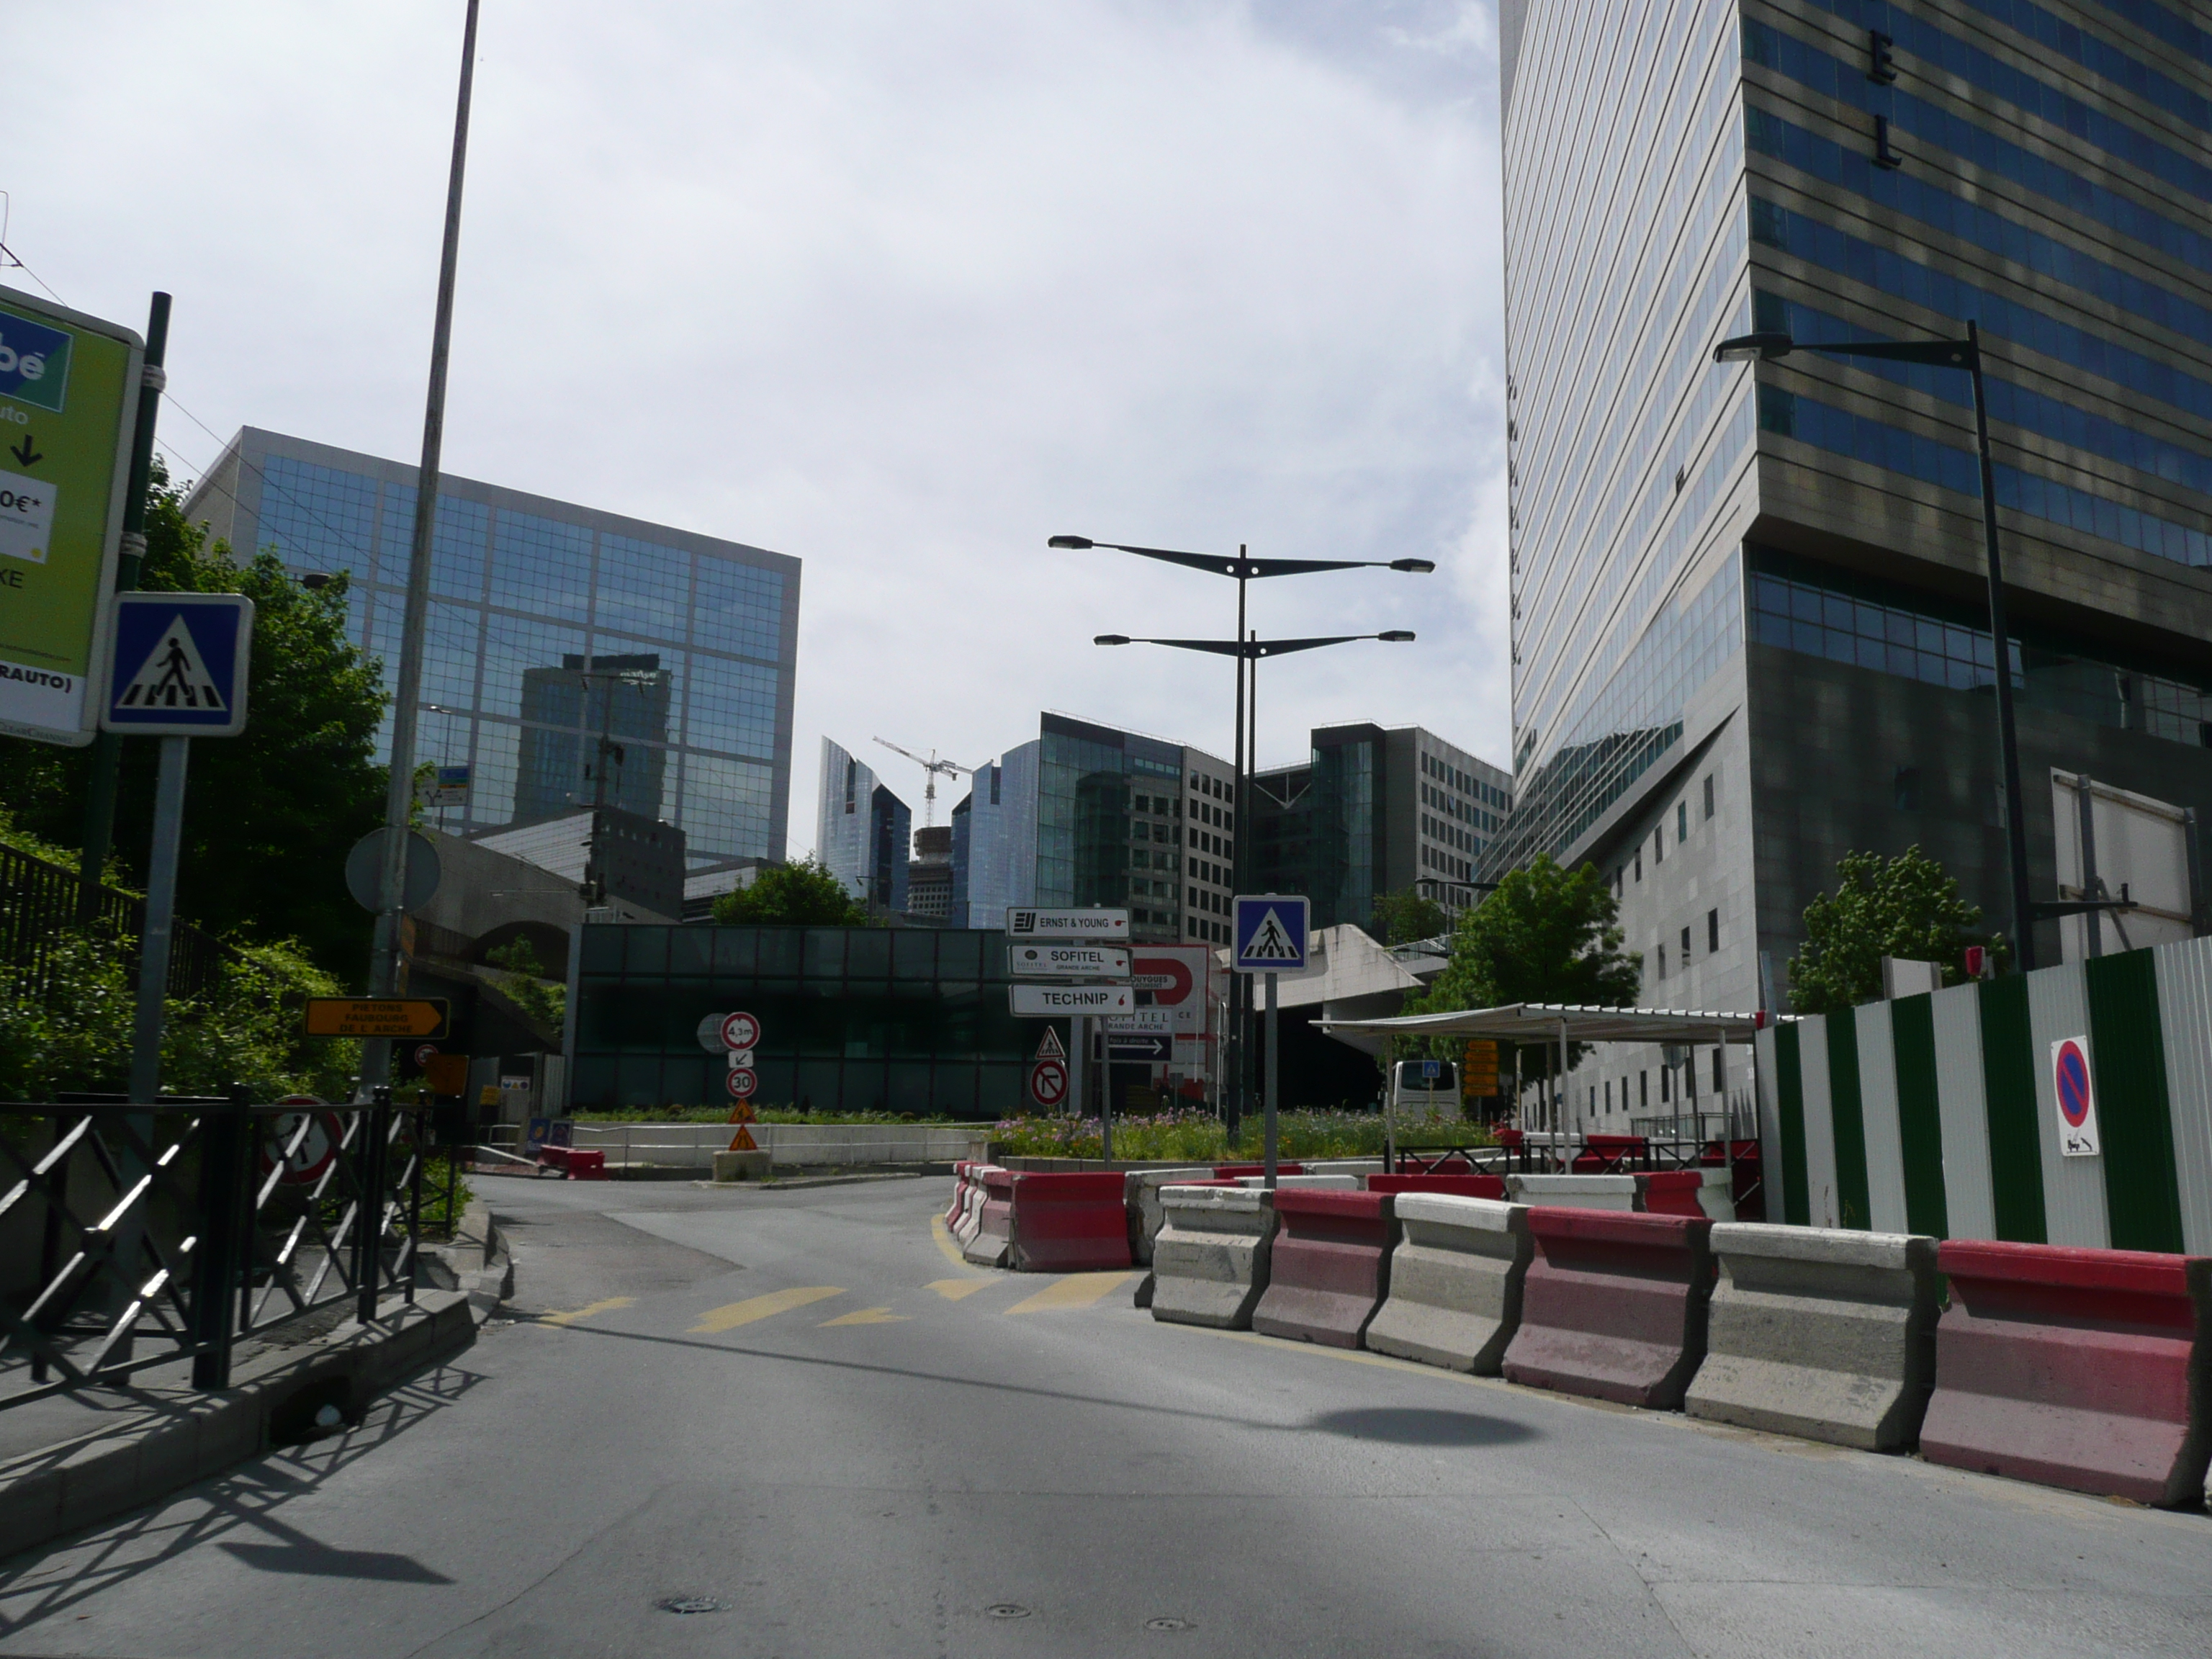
[1232,894,1309,974]
[100,591,254,735]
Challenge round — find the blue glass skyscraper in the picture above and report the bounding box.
[1491,0,2212,1118]
[184,428,798,863]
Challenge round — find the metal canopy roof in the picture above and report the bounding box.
[1317,1002,1771,1045]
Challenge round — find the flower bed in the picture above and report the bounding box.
[992,1108,1490,1163]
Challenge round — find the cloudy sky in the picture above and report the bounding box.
[9,0,1506,858]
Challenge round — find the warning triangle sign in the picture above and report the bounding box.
[1243,907,1302,962]
[1034,1028,1066,1060]
[117,616,228,711]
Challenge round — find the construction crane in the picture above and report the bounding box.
[873,738,973,828]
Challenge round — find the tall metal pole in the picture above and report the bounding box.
[1262,969,1280,1188]
[1967,321,2036,972]
[77,292,172,924]
[1225,554,1247,1143]
[128,737,192,1102]
[364,0,481,1092]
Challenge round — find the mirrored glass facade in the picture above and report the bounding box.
[1489,0,2212,1016]
[182,428,798,862]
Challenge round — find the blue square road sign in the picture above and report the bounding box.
[1232,894,1309,974]
[101,592,254,736]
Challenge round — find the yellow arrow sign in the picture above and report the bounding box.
[303,997,451,1039]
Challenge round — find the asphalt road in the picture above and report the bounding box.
[3,1175,2208,1658]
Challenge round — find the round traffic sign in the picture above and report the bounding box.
[414,1043,439,1069]
[2055,1038,2093,1128]
[261,1099,341,1186]
[726,1066,760,1101]
[719,1011,760,1053]
[1028,1058,1068,1108]
[696,1013,727,1053]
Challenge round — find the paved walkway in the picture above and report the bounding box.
[2,1177,2206,1657]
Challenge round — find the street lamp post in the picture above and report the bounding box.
[1713,323,2037,970]
[1095,630,1418,1137]
[1053,535,1432,1138]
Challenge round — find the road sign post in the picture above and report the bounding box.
[1232,894,1309,1190]
[1005,910,1128,1150]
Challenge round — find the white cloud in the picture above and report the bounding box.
[4,0,1506,857]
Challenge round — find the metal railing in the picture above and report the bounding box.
[0,1092,426,1410]
[1,840,233,1004]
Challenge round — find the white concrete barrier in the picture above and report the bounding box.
[953,1165,1002,1251]
[1151,1186,1277,1329]
[1298,1160,1385,1177]
[1124,1168,1221,1266]
[1505,1173,1638,1210]
[1684,1223,1942,1451]
[1231,1174,1359,1190]
[1364,1195,1532,1374]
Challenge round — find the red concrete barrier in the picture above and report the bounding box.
[1214,1162,1304,1177]
[946,1161,974,1228]
[1367,1174,1506,1200]
[1637,1170,1705,1218]
[1250,1190,1397,1349]
[1574,1133,1648,1174]
[1394,1153,1476,1174]
[536,1146,606,1180]
[1011,1172,1133,1273]
[1918,1241,2212,1507]
[1501,1208,1714,1408]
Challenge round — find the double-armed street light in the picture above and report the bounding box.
[1053,532,1433,1136]
[1712,323,2038,970]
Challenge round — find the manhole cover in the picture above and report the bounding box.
[657,1596,727,1615]
[986,1604,1033,1619]
[1146,1617,1196,1632]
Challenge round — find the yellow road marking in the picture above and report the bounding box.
[1004,1272,1134,1315]
[539,1296,633,1326]
[926,1278,994,1300]
[820,1306,909,1326]
[929,1214,969,1267]
[689,1286,844,1333]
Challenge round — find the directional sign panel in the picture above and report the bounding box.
[102,591,254,735]
[1005,907,1128,941]
[1106,1032,1172,1062]
[1232,894,1310,974]
[304,997,451,1039]
[1009,983,1134,1016]
[2051,1035,2101,1157]
[0,287,141,749]
[1009,943,1130,979]
[1104,1007,1174,1035]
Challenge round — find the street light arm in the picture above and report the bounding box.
[1051,536,1432,580]
[1094,633,1410,659]
[1714,329,1974,369]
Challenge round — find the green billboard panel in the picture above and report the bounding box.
[0,285,140,747]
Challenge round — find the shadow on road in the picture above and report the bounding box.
[1308,1406,1536,1447]
[0,1362,482,1635]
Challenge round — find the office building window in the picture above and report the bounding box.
[1707,909,1719,953]
[1703,775,1714,819]
[1677,801,1688,842]
[1681,925,1691,962]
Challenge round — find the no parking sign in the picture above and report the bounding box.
[2051,1035,2101,1158]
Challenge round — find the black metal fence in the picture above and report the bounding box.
[1,840,233,1004]
[0,1093,427,1409]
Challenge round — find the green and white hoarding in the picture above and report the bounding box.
[0,284,142,747]
[1754,935,2212,1255]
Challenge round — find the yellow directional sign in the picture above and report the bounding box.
[1463,1039,1501,1096]
[304,997,451,1039]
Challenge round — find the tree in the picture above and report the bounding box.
[1788,845,2007,1015]
[1395,854,1641,1089]
[0,461,387,980]
[485,938,566,1038]
[1369,887,1449,945]
[711,857,872,925]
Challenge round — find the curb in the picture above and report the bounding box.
[0,1287,482,1563]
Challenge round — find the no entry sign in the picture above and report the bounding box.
[2051,1035,2100,1156]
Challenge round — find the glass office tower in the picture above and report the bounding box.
[183,428,799,863]
[1490,0,2212,1120]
